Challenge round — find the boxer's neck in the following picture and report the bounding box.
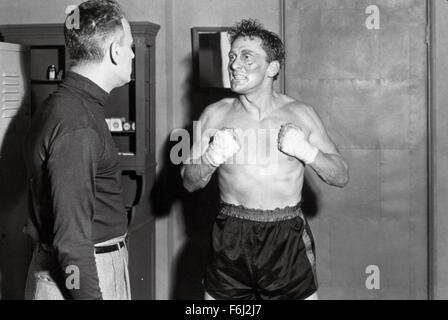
[239,88,279,120]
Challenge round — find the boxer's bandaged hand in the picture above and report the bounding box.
[278,124,319,164]
[204,128,240,167]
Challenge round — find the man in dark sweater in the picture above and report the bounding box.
[24,0,134,300]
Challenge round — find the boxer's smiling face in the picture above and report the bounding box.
[228,36,270,94]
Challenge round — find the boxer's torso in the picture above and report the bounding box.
[204,94,314,210]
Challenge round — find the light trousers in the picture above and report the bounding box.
[25,235,131,300]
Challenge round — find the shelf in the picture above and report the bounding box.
[110,130,136,135]
[31,79,62,84]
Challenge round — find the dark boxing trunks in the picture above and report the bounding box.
[204,201,318,300]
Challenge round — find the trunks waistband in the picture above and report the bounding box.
[219,201,303,222]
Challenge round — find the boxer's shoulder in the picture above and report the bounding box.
[280,97,317,119]
[276,96,323,132]
[204,98,235,113]
[279,96,311,112]
[198,98,236,129]
[202,98,236,119]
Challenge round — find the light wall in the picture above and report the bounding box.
[284,0,428,299]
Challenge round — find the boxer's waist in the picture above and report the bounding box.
[219,201,303,222]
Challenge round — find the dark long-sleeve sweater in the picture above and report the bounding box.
[25,71,128,300]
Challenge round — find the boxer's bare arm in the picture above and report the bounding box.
[181,109,217,192]
[300,104,349,187]
[311,147,349,187]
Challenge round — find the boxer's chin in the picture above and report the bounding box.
[230,81,247,94]
[231,86,243,94]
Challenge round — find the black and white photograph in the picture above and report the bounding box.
[0,0,446,308]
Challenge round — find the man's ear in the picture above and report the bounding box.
[109,40,120,65]
[267,60,280,79]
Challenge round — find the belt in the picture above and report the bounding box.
[94,241,126,254]
[220,201,303,222]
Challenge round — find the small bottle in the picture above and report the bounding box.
[47,65,56,80]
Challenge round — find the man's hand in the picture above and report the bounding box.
[203,128,241,167]
[278,123,319,164]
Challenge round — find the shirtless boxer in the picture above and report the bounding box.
[181,19,349,300]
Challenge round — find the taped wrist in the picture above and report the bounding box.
[203,145,224,167]
[203,129,239,167]
[298,143,319,164]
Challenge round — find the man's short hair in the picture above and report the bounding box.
[64,0,125,65]
[228,19,285,66]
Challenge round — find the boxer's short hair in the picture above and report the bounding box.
[64,0,125,65]
[229,19,285,66]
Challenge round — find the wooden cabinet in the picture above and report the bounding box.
[0,22,160,299]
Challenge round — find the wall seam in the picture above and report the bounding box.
[427,0,435,301]
[166,0,175,301]
[280,0,286,94]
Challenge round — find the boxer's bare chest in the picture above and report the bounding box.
[217,105,291,135]
[213,105,308,168]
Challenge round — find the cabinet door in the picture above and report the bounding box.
[0,43,30,144]
[0,42,31,299]
[285,0,428,299]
